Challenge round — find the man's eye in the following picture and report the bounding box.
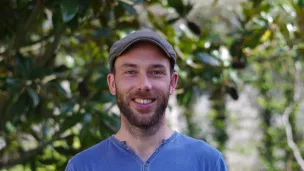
[151,71,164,75]
[125,70,136,75]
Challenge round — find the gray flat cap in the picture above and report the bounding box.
[109,29,176,71]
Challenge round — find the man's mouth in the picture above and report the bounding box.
[133,98,155,104]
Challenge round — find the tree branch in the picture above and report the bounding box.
[282,60,304,170]
[22,32,54,49]
[14,0,43,50]
[38,24,65,66]
[0,132,70,168]
[282,104,304,170]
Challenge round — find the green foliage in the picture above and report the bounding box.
[60,0,80,22]
[0,0,303,170]
[234,0,304,170]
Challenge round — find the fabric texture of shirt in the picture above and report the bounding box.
[66,132,228,171]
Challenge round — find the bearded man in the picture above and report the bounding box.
[66,29,228,171]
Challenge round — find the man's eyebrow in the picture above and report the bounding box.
[150,64,166,69]
[120,63,137,68]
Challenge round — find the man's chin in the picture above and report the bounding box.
[127,115,158,128]
[132,121,157,129]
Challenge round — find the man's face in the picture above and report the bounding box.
[107,42,178,129]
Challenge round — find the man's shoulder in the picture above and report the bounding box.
[67,136,112,169]
[174,132,222,158]
[170,133,227,170]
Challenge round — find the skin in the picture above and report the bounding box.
[107,42,178,161]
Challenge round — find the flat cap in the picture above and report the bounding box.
[109,29,176,71]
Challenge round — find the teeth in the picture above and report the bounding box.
[134,98,152,104]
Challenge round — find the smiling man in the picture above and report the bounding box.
[65,29,228,171]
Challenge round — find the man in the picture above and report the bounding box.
[66,29,228,171]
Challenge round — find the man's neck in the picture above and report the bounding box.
[115,118,173,161]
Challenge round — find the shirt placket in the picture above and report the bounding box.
[110,132,178,171]
[142,162,149,171]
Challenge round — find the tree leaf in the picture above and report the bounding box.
[93,27,111,39]
[5,122,16,133]
[197,52,221,67]
[295,0,303,7]
[29,67,52,79]
[53,146,75,155]
[167,17,180,24]
[5,77,22,90]
[26,87,39,107]
[78,81,90,98]
[60,0,79,22]
[53,81,68,97]
[9,93,28,118]
[38,158,59,165]
[168,0,184,16]
[60,101,76,115]
[15,53,33,78]
[187,21,201,35]
[119,1,137,15]
[53,65,69,73]
[60,113,82,132]
[131,0,144,4]
[226,84,239,100]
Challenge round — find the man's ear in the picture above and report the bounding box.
[169,72,179,95]
[107,73,116,95]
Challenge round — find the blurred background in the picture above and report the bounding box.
[0,0,303,170]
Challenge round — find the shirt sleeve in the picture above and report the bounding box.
[214,154,228,171]
[65,161,75,171]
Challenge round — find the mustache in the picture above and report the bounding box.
[128,91,157,99]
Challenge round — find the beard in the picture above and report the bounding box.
[115,86,170,129]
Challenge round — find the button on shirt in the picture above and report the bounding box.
[66,132,228,171]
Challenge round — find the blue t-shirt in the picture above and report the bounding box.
[66,132,228,171]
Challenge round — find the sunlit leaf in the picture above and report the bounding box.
[5,122,16,133]
[260,29,271,42]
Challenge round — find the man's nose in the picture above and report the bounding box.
[137,74,152,91]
